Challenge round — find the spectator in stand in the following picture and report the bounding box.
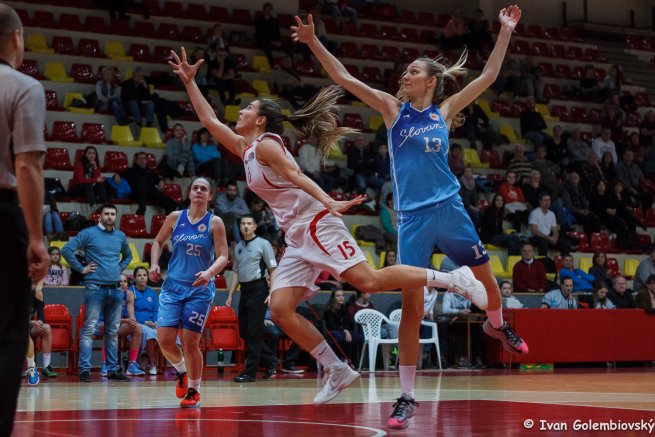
[248,196,282,244]
[440,287,484,369]
[29,281,57,377]
[522,169,548,209]
[561,171,601,238]
[564,65,601,100]
[383,249,397,267]
[44,246,69,286]
[625,131,644,164]
[467,8,493,53]
[207,47,239,106]
[588,251,612,285]
[457,102,500,150]
[519,56,543,101]
[121,67,155,128]
[512,242,547,293]
[379,193,397,249]
[188,47,209,97]
[324,289,362,365]
[600,105,624,144]
[506,144,533,184]
[599,65,622,102]
[500,281,524,309]
[528,192,573,256]
[579,152,604,196]
[492,57,521,97]
[610,180,639,235]
[544,125,568,167]
[206,23,230,62]
[520,96,550,147]
[320,0,358,26]
[589,180,631,236]
[43,190,66,242]
[459,167,480,228]
[639,108,655,146]
[541,277,577,309]
[599,151,618,182]
[592,127,618,164]
[617,149,649,206]
[498,170,529,230]
[347,137,381,194]
[567,128,592,169]
[159,123,195,180]
[479,194,521,256]
[440,10,468,50]
[297,141,335,192]
[373,143,391,191]
[633,247,655,293]
[262,306,304,373]
[593,282,616,309]
[129,267,160,375]
[255,2,284,69]
[95,66,129,125]
[68,146,108,209]
[214,180,251,243]
[531,147,561,198]
[636,274,655,310]
[347,290,398,343]
[642,141,655,180]
[275,55,316,109]
[448,143,466,177]
[559,253,595,293]
[608,275,637,308]
[192,128,224,185]
[121,152,179,215]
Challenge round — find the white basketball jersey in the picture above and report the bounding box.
[243,133,321,231]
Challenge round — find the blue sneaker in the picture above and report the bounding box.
[27,367,39,385]
[100,362,108,377]
[126,361,145,376]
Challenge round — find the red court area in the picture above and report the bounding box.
[13,400,655,436]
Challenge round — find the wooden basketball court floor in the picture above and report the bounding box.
[12,367,655,436]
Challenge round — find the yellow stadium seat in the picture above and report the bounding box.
[327,145,347,160]
[223,105,240,123]
[124,243,149,270]
[351,224,374,247]
[536,103,558,122]
[546,273,556,281]
[476,98,499,118]
[281,108,293,129]
[506,255,521,274]
[368,114,384,131]
[44,62,74,83]
[111,125,141,147]
[431,253,445,270]
[499,123,525,144]
[378,251,386,269]
[48,241,70,268]
[490,255,512,279]
[139,127,165,148]
[624,258,640,278]
[578,257,592,273]
[124,68,133,80]
[463,148,489,169]
[252,55,271,72]
[64,92,94,114]
[363,250,376,269]
[26,33,54,54]
[104,41,133,61]
[485,244,502,251]
[252,80,275,98]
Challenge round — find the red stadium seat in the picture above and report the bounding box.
[378,46,399,61]
[531,42,549,57]
[295,59,320,77]
[549,44,567,59]
[380,25,401,40]
[339,42,359,58]
[569,107,588,123]
[52,36,76,55]
[588,108,602,124]
[233,53,251,72]
[18,59,44,79]
[544,27,561,40]
[81,123,107,144]
[538,62,555,77]
[181,26,203,44]
[83,16,108,34]
[360,44,382,60]
[590,232,611,252]
[162,1,185,17]
[358,23,378,38]
[78,38,104,58]
[134,20,157,38]
[52,121,81,143]
[584,48,603,62]
[400,27,419,43]
[45,90,64,111]
[205,306,244,370]
[560,28,580,41]
[626,112,641,127]
[158,22,180,40]
[14,8,29,26]
[634,92,651,107]
[162,183,183,204]
[43,304,75,372]
[344,64,360,78]
[186,3,207,20]
[109,19,132,36]
[527,24,544,39]
[71,63,95,84]
[208,6,229,21]
[567,46,583,59]
[360,66,382,83]
[59,13,83,31]
[417,11,435,26]
[153,46,174,63]
[401,10,417,23]
[607,257,620,277]
[150,215,166,237]
[44,148,73,170]
[129,44,151,62]
[492,100,511,117]
[214,276,227,288]
[510,40,530,55]
[231,8,253,25]
[120,214,148,236]
[554,64,572,79]
[544,84,562,99]
[32,10,57,28]
[342,113,363,130]
[646,208,655,227]
[402,47,420,63]
[102,151,128,173]
[436,14,450,27]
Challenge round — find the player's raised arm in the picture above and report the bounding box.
[441,5,521,121]
[169,47,249,158]
[292,15,400,126]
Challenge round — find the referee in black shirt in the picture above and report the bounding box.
[226,215,278,382]
[0,5,49,435]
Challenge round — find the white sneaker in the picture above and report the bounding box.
[313,364,360,405]
[448,266,488,310]
[148,363,158,375]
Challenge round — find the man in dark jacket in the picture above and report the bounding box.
[121,152,178,215]
[608,275,637,308]
[520,96,550,147]
[121,67,155,127]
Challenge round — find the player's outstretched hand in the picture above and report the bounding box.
[149,265,161,282]
[326,195,366,217]
[193,270,213,288]
[168,47,203,84]
[499,5,522,31]
[291,15,315,44]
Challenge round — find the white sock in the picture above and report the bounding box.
[189,378,201,391]
[172,358,187,374]
[399,365,416,399]
[43,353,51,368]
[27,356,35,369]
[486,308,504,329]
[426,269,452,288]
[310,340,343,370]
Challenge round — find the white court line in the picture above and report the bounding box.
[14,418,387,437]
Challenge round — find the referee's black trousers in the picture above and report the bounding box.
[238,278,276,377]
[0,194,31,436]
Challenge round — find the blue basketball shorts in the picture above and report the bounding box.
[397,196,490,268]
[157,278,215,333]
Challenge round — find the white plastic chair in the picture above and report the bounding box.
[389,309,442,370]
[354,309,399,372]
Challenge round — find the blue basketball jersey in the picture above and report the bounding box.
[388,102,460,213]
[166,209,215,284]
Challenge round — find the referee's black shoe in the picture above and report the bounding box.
[233,373,256,383]
[108,371,131,382]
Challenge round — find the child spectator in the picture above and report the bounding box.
[44,246,69,286]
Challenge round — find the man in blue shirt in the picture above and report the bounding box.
[559,254,595,292]
[62,204,132,382]
[541,277,578,309]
